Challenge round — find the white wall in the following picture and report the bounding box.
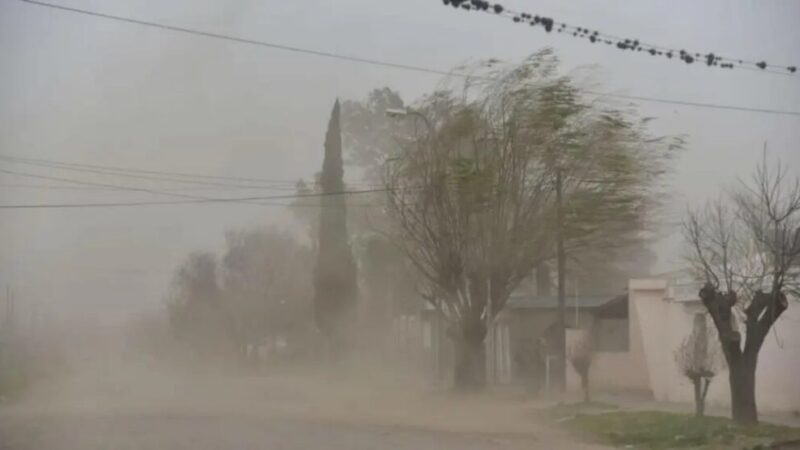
[630,278,800,413]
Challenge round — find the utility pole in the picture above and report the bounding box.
[555,169,567,391]
[486,277,494,385]
[4,285,14,335]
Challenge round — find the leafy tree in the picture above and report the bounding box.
[683,154,799,424]
[385,50,677,389]
[221,227,314,362]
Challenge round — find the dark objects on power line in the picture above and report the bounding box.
[440,0,796,75]
[14,0,800,116]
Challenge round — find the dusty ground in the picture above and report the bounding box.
[0,360,609,449]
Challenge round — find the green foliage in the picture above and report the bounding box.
[541,401,619,419]
[387,50,680,313]
[569,411,800,449]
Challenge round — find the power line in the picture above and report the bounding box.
[0,183,301,192]
[0,168,397,207]
[0,199,385,209]
[14,0,800,117]
[0,157,306,192]
[0,168,213,201]
[0,164,303,191]
[0,154,379,188]
[576,90,800,116]
[15,0,456,78]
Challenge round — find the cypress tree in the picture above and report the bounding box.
[313,99,358,355]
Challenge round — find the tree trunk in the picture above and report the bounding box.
[693,377,705,417]
[581,374,590,403]
[700,285,786,426]
[453,328,486,391]
[730,358,758,424]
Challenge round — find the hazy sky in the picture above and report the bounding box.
[1,0,799,323]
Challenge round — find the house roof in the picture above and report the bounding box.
[505,294,622,309]
[420,293,628,318]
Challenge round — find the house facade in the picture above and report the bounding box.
[419,273,799,413]
[421,293,628,390]
[566,275,800,413]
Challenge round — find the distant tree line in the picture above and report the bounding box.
[166,227,314,364]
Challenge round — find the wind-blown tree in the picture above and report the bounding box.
[385,50,677,389]
[683,154,799,424]
[340,88,423,353]
[313,100,359,355]
[221,227,314,362]
[675,313,725,417]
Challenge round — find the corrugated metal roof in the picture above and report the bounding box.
[420,294,625,312]
[505,294,620,309]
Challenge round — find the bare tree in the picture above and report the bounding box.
[569,334,594,403]
[683,153,800,424]
[675,313,725,417]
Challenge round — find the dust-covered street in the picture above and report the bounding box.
[0,362,608,450]
[0,413,591,450]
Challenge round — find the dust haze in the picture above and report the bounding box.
[2,0,800,449]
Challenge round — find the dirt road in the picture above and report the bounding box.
[0,412,597,450]
[0,363,609,449]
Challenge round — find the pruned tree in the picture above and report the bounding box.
[675,313,725,417]
[385,50,677,389]
[569,334,594,403]
[313,100,359,356]
[683,153,799,424]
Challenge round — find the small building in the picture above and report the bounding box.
[557,273,800,413]
[604,275,800,413]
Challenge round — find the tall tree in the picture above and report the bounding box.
[385,51,677,389]
[313,100,359,355]
[684,154,799,424]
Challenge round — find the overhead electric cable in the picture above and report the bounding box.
[13,0,800,117]
[0,168,399,206]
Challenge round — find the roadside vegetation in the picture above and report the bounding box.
[565,411,800,449]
